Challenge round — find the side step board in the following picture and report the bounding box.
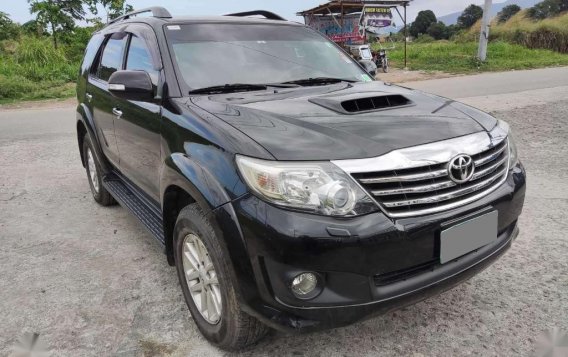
[102,175,165,245]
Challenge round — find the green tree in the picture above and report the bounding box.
[528,0,568,20]
[446,24,459,39]
[497,4,521,23]
[0,11,21,41]
[457,4,483,29]
[410,10,437,38]
[87,0,133,23]
[28,0,85,49]
[427,21,449,40]
[21,19,47,36]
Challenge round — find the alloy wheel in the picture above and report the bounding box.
[86,148,99,194]
[182,233,222,324]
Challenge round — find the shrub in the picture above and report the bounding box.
[490,10,568,53]
[427,22,449,40]
[498,5,522,23]
[414,34,436,43]
[527,0,567,20]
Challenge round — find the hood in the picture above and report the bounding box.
[190,82,497,161]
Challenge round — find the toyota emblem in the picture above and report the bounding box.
[448,154,475,183]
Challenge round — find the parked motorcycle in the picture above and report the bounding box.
[375,48,389,73]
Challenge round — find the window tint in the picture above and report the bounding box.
[97,33,127,81]
[126,35,158,84]
[81,34,104,75]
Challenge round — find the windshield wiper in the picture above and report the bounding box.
[281,77,357,86]
[188,83,268,95]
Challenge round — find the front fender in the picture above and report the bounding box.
[160,143,248,211]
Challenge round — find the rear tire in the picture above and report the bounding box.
[82,134,115,206]
[173,204,268,351]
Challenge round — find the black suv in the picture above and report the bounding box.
[76,7,526,350]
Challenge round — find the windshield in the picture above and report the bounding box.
[165,23,371,91]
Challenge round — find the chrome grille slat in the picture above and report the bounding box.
[371,179,456,196]
[382,168,507,207]
[359,168,447,184]
[474,141,507,167]
[351,139,510,218]
[471,155,507,181]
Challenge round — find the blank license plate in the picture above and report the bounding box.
[440,211,498,264]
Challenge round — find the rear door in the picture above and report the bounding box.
[87,32,129,167]
[113,26,162,202]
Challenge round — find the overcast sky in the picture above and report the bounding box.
[2,0,511,25]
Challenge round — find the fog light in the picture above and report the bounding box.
[291,272,321,299]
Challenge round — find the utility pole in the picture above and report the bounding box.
[477,0,492,61]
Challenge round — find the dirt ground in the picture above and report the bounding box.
[377,68,457,83]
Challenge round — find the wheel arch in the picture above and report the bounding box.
[160,153,237,265]
[76,104,110,173]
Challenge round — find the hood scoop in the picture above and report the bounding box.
[310,93,413,115]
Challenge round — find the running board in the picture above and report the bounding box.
[102,175,165,244]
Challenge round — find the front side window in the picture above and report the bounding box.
[97,33,128,81]
[126,35,159,84]
[165,24,369,91]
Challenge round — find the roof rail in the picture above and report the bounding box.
[108,6,172,25]
[225,10,286,21]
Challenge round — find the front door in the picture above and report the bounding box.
[113,30,162,202]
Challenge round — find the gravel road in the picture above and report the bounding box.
[1,69,567,356]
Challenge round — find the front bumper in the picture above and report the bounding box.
[213,162,526,332]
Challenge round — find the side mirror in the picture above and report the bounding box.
[358,60,377,77]
[108,70,154,101]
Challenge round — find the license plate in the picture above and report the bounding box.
[440,211,498,264]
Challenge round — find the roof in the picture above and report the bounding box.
[297,0,412,16]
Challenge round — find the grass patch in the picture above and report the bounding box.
[0,36,79,102]
[465,11,568,53]
[383,41,568,73]
[0,79,75,105]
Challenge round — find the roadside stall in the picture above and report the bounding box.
[297,0,412,68]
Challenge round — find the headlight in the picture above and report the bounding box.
[498,119,519,167]
[508,132,519,167]
[236,155,377,216]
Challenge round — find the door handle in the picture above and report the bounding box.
[112,108,123,118]
[86,93,93,102]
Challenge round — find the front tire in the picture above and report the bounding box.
[82,134,114,206]
[173,204,268,350]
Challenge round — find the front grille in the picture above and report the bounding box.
[351,139,509,218]
[374,260,437,286]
